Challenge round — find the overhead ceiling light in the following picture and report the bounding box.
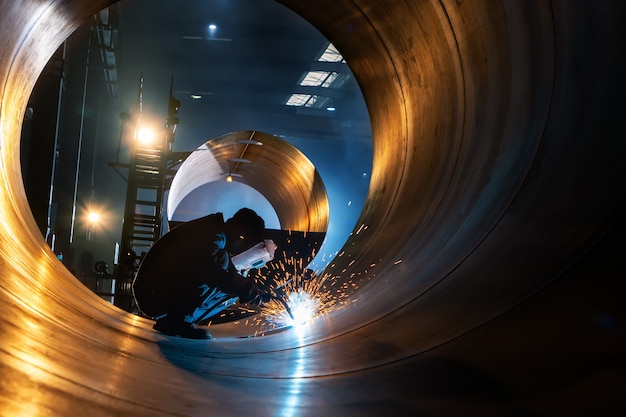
[190,94,202,99]
[222,172,243,182]
[87,211,101,224]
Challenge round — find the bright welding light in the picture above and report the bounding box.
[286,290,318,327]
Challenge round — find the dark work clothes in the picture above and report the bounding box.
[132,213,261,319]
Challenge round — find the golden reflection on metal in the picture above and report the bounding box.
[3,281,58,417]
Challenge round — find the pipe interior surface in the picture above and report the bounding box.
[1,0,625,416]
[167,130,330,233]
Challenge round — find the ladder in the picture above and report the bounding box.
[113,76,180,312]
[115,132,167,312]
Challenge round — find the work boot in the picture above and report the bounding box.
[153,316,212,340]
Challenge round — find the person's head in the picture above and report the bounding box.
[225,208,265,254]
[94,260,108,274]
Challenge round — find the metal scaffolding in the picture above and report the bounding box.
[110,76,183,312]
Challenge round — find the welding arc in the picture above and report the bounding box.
[271,296,295,321]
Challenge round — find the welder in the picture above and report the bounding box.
[132,207,274,339]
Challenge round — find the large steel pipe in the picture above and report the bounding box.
[167,130,330,233]
[1,0,624,416]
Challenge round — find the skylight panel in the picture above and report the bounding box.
[284,42,348,108]
[300,71,330,86]
[304,95,319,107]
[284,94,323,107]
[318,43,344,63]
[321,72,339,87]
[285,94,312,106]
[299,71,340,88]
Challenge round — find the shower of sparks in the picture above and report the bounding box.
[250,268,349,330]
[231,226,385,336]
[241,249,363,334]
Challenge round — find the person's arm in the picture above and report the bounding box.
[209,265,261,303]
[205,234,270,303]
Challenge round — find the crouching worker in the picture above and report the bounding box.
[132,208,273,339]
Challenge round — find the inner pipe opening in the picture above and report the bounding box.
[18,0,373,331]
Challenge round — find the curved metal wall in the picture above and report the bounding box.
[167,130,330,233]
[1,1,624,416]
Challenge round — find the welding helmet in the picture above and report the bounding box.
[94,260,108,274]
[225,208,265,255]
